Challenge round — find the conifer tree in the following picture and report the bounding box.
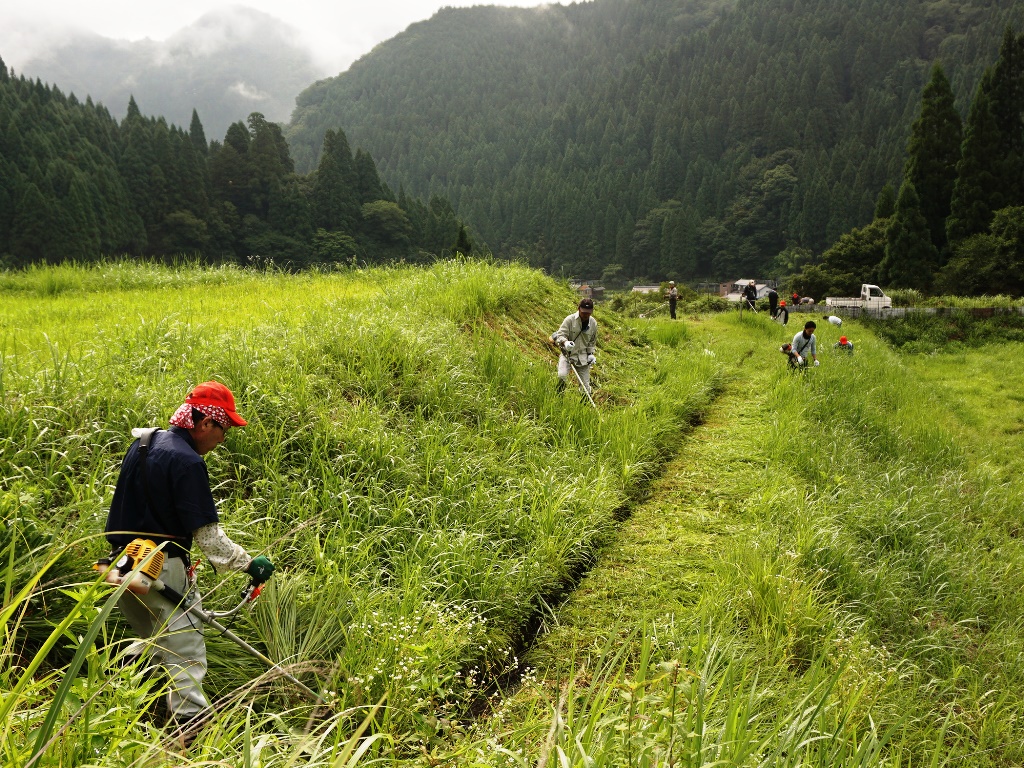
[988,27,1024,205]
[880,181,938,290]
[247,112,292,218]
[268,178,313,242]
[117,121,156,252]
[354,148,386,204]
[10,182,50,263]
[124,95,142,123]
[903,63,962,255]
[0,161,11,256]
[313,129,360,233]
[64,173,102,260]
[874,183,896,219]
[454,223,473,255]
[947,73,1003,244]
[189,109,208,155]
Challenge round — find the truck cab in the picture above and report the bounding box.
[859,284,891,308]
[825,284,892,309]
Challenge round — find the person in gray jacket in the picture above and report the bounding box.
[792,320,820,366]
[551,297,598,393]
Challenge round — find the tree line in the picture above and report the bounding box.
[0,58,472,269]
[794,27,1024,299]
[285,0,1023,288]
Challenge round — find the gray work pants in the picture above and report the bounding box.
[558,355,591,392]
[117,557,209,720]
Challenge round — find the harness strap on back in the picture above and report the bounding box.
[136,428,161,525]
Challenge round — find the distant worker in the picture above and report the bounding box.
[835,336,854,353]
[823,314,842,327]
[777,299,789,325]
[551,298,598,393]
[800,296,815,305]
[792,321,819,367]
[791,291,800,306]
[667,281,679,320]
[742,280,758,311]
[767,286,779,318]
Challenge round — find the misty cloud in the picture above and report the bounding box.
[229,81,270,101]
[12,7,326,138]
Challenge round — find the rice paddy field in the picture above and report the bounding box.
[2,261,1024,766]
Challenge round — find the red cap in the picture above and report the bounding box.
[779,300,786,306]
[839,336,848,344]
[185,381,247,426]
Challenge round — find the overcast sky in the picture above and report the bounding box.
[1,0,549,75]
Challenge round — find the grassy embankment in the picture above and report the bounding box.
[6,264,1024,767]
[0,260,722,766]
[447,312,1024,767]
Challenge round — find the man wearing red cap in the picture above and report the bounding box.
[834,336,854,353]
[105,380,274,738]
[777,299,789,325]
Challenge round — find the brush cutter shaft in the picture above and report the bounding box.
[152,580,321,701]
[191,611,321,701]
[570,362,599,410]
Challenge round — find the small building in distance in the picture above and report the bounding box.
[571,280,605,301]
[696,281,733,296]
[630,284,663,294]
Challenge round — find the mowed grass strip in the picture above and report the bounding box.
[459,313,1024,767]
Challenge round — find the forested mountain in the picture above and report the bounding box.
[287,0,1024,282]
[19,8,325,140]
[0,57,470,268]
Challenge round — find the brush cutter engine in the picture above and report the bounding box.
[94,538,165,595]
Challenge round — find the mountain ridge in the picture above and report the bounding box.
[19,6,326,137]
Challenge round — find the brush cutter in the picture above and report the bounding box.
[98,540,321,703]
[569,360,599,410]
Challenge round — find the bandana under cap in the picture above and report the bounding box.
[169,402,231,429]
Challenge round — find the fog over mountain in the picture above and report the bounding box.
[17,6,328,138]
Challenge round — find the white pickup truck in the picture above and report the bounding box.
[825,284,892,309]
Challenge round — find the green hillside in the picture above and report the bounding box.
[287,0,1024,281]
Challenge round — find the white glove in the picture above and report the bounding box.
[795,355,804,365]
[813,359,820,367]
[587,354,596,365]
[562,340,575,351]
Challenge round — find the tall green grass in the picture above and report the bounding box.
[0,259,721,764]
